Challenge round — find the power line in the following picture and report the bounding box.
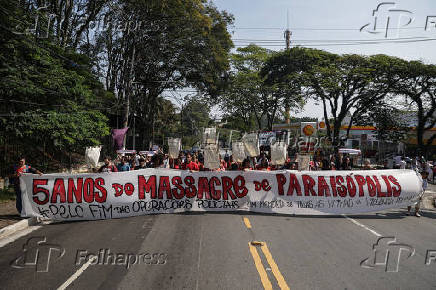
[233,26,428,31]
[232,36,430,43]
[233,37,436,47]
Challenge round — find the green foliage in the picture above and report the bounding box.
[390,59,436,155]
[181,97,212,138]
[222,45,304,131]
[0,0,114,172]
[0,187,15,202]
[355,105,409,142]
[2,107,110,151]
[263,47,403,149]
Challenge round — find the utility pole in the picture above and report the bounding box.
[284,9,292,125]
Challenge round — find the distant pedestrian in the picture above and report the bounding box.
[9,157,43,214]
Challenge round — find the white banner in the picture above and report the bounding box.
[85,146,102,168]
[168,138,181,158]
[20,169,422,221]
[297,154,311,171]
[204,144,220,169]
[259,132,276,146]
[243,133,260,157]
[232,142,246,163]
[271,142,287,165]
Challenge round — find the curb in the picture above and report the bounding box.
[0,217,39,240]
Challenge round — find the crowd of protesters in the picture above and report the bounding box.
[97,148,435,175]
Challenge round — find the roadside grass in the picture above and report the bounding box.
[0,187,15,202]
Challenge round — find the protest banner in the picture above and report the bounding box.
[243,133,260,157]
[204,144,220,169]
[20,169,422,221]
[112,128,129,150]
[85,146,102,168]
[270,142,287,165]
[168,138,182,158]
[232,142,246,163]
[297,154,311,171]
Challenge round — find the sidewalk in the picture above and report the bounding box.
[423,183,436,209]
[0,200,21,229]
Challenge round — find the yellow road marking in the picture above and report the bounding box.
[248,243,273,290]
[261,243,290,290]
[243,217,252,229]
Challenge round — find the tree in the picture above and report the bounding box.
[355,103,410,160]
[393,60,436,157]
[223,45,304,131]
[263,47,402,150]
[101,0,234,148]
[0,0,113,170]
[181,97,212,146]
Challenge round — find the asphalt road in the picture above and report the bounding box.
[1,205,436,290]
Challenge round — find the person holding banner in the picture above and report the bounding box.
[98,157,118,173]
[242,158,252,171]
[117,157,131,172]
[182,153,199,171]
[151,154,165,168]
[134,158,148,170]
[9,157,43,214]
[407,170,428,217]
[229,157,240,171]
[256,157,271,171]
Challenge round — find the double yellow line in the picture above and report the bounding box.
[244,217,290,290]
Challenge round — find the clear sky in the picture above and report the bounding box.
[212,0,436,120]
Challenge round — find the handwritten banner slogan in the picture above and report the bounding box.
[20,169,422,221]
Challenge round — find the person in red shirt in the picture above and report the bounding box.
[173,158,181,169]
[182,153,199,171]
[10,157,43,214]
[256,157,271,171]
